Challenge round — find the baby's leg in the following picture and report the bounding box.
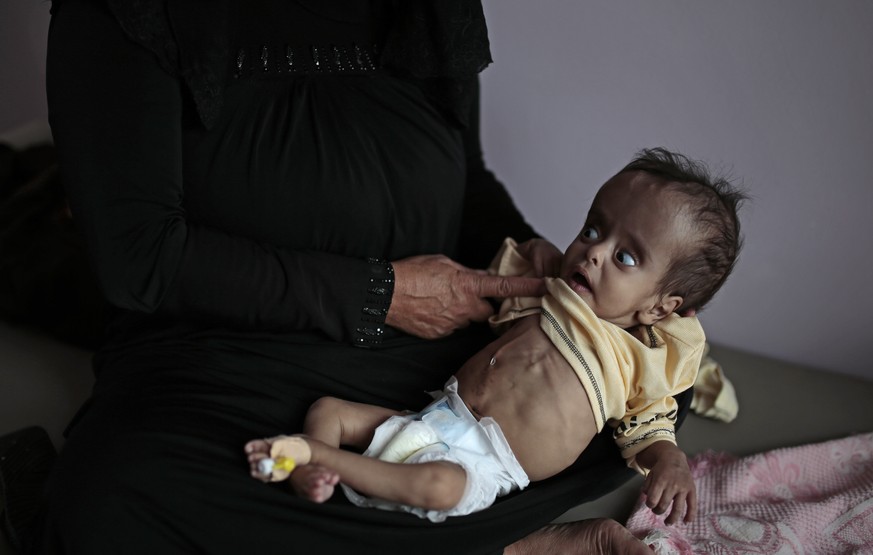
[298,398,469,509]
[246,434,466,510]
[304,437,467,511]
[245,397,402,502]
[245,436,338,502]
[302,396,402,450]
[246,396,468,510]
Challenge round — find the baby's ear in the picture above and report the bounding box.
[641,295,683,325]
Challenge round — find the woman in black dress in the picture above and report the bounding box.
[38,0,671,552]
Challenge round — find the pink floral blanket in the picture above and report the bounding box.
[626,432,873,554]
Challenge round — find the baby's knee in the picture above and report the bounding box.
[413,463,466,511]
[305,396,349,426]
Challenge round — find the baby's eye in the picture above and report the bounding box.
[580,226,599,240]
[615,251,637,267]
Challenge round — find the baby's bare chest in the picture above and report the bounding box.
[456,317,575,402]
[454,318,597,478]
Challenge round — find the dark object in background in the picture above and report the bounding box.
[0,426,57,553]
[0,142,106,350]
[0,143,56,201]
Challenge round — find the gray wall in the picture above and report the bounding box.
[480,1,873,381]
[0,1,48,134]
[2,1,871,381]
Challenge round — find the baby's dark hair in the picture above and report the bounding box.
[619,147,747,312]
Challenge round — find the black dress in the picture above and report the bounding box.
[37,1,675,553]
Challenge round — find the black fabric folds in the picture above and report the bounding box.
[51,0,492,129]
[380,0,492,125]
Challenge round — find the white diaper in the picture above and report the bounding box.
[341,376,529,522]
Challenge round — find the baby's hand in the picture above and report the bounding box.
[640,442,697,525]
[516,238,562,278]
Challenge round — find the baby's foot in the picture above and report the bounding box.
[245,439,274,482]
[245,435,312,482]
[289,464,340,503]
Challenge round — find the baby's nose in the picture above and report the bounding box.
[587,242,608,265]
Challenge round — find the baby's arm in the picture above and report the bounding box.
[634,440,697,525]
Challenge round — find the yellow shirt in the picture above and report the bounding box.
[489,238,704,472]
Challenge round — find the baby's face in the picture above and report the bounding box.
[561,171,692,328]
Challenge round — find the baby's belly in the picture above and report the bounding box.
[455,317,598,480]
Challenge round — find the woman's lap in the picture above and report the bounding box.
[32,327,656,554]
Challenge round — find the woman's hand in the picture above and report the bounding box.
[515,238,563,278]
[386,254,546,339]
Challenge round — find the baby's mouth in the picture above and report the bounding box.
[570,271,592,293]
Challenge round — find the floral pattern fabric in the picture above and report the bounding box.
[627,432,873,554]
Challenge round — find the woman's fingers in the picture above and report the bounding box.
[387,255,545,338]
[466,274,546,300]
